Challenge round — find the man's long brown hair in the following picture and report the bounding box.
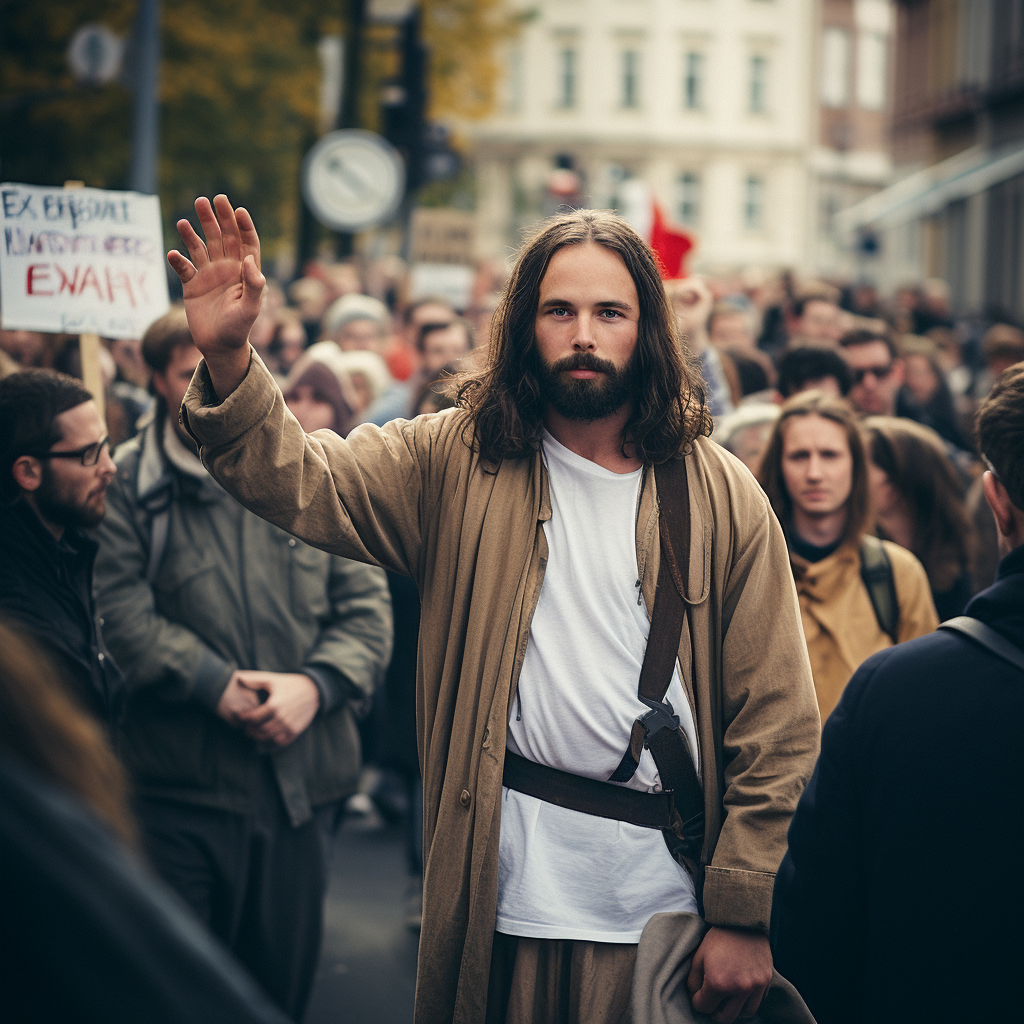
[758,390,872,549]
[454,210,711,463]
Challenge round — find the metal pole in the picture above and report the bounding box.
[335,0,366,257]
[131,0,160,195]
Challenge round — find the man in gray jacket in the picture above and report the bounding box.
[92,307,393,1022]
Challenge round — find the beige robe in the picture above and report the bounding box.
[182,352,820,1024]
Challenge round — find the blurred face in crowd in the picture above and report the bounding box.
[729,422,775,476]
[152,343,202,439]
[274,320,307,374]
[843,341,904,416]
[0,329,47,367]
[337,317,387,353]
[405,302,454,346]
[902,353,941,407]
[286,386,336,433]
[19,400,115,537]
[780,414,853,524]
[110,337,150,387]
[533,242,640,422]
[796,299,843,345]
[710,310,756,351]
[421,323,472,376]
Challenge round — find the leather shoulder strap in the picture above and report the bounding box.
[860,534,899,643]
[608,457,704,860]
[939,616,1024,673]
[637,457,690,704]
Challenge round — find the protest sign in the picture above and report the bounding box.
[0,182,170,339]
[409,208,476,310]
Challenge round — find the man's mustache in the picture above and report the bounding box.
[549,353,618,375]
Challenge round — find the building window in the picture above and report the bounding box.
[749,55,768,113]
[744,175,765,230]
[683,51,704,110]
[857,31,887,110]
[557,47,577,109]
[621,49,640,109]
[678,172,701,227]
[821,28,850,107]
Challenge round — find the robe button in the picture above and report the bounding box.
[460,790,471,808]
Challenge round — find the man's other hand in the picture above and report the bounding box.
[234,671,321,748]
[687,926,773,1023]
[215,671,263,726]
[166,195,265,400]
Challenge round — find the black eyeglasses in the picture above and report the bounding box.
[851,364,893,385]
[34,437,111,467]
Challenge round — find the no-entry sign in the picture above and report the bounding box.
[0,182,170,339]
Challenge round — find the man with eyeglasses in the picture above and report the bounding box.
[0,369,123,730]
[838,329,905,417]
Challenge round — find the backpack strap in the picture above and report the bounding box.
[939,616,1024,673]
[116,435,175,587]
[859,535,899,643]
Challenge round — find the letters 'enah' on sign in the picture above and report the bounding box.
[0,183,170,340]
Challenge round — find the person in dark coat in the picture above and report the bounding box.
[0,619,292,1024]
[0,370,123,733]
[770,362,1024,1024]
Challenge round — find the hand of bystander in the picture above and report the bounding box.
[232,670,321,748]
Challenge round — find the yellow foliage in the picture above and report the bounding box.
[1,1,522,248]
[422,0,521,120]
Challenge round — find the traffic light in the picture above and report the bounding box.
[379,8,460,197]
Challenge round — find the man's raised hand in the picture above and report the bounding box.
[167,195,265,400]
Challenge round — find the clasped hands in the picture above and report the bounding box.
[216,670,320,748]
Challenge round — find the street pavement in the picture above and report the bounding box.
[306,814,419,1024]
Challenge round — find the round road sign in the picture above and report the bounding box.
[301,130,405,232]
[67,24,124,86]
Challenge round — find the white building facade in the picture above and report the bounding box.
[467,0,817,273]
[809,0,894,278]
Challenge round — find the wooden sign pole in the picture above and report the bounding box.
[64,180,106,422]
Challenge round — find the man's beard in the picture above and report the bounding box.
[536,351,638,422]
[34,465,105,530]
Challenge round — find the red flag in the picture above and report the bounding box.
[649,201,694,280]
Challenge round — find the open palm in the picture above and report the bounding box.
[167,195,266,355]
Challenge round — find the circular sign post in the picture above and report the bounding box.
[67,24,125,86]
[301,130,405,232]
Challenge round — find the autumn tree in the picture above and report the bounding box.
[0,1,519,252]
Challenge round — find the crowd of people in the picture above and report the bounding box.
[0,196,1021,1024]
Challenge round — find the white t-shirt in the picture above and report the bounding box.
[495,431,699,943]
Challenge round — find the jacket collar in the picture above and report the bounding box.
[965,543,1024,642]
[788,539,861,604]
[2,495,97,568]
[136,414,223,508]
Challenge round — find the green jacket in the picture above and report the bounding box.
[92,416,393,825]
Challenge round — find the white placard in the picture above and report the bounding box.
[409,263,474,312]
[0,182,170,339]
